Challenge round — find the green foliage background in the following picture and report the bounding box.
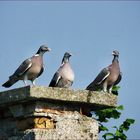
[92,86,135,140]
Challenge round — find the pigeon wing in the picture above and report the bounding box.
[49,72,61,87]
[114,72,122,85]
[86,68,110,90]
[12,59,32,77]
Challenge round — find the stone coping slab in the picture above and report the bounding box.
[0,86,117,110]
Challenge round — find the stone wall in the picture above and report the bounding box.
[0,86,117,140]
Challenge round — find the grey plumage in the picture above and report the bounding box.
[86,50,122,93]
[49,52,74,88]
[2,45,51,88]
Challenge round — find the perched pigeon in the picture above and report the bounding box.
[49,52,74,88]
[2,45,51,88]
[86,50,122,93]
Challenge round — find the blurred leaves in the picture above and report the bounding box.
[92,86,135,140]
[119,119,135,132]
[112,85,120,95]
[102,119,135,140]
[95,105,123,123]
[99,124,108,132]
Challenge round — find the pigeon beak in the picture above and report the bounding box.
[43,47,51,52]
[47,47,51,52]
[69,53,72,56]
[112,52,115,55]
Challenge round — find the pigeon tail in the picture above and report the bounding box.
[86,81,103,91]
[86,84,98,91]
[2,77,19,88]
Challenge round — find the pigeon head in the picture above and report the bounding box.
[112,50,119,57]
[112,50,119,62]
[62,52,72,63]
[64,52,72,58]
[36,44,51,55]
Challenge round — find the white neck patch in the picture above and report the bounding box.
[34,54,40,57]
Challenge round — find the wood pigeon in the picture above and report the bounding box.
[86,50,122,93]
[49,52,74,88]
[2,45,51,88]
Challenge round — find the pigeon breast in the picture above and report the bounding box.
[59,63,74,82]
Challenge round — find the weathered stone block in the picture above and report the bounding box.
[0,86,117,140]
[20,113,98,140]
[0,86,117,109]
